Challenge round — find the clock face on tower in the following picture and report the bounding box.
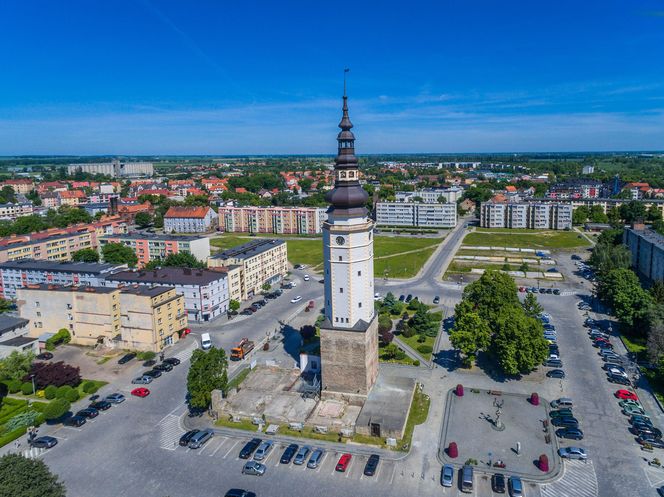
[336,236,345,246]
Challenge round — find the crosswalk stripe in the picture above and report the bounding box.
[172,342,197,363]
[158,414,183,451]
[541,460,598,497]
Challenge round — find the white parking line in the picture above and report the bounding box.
[222,440,239,459]
[209,437,226,457]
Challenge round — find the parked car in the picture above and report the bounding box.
[547,369,566,379]
[556,428,584,440]
[76,407,98,419]
[253,441,274,461]
[89,400,111,411]
[143,359,157,367]
[550,408,574,419]
[550,397,573,409]
[363,454,380,476]
[143,369,162,378]
[630,414,652,425]
[293,445,310,465]
[544,359,563,368]
[491,473,506,493]
[433,296,440,304]
[131,387,150,398]
[307,448,325,469]
[551,417,579,428]
[224,490,256,497]
[441,464,454,487]
[154,362,173,372]
[508,476,524,497]
[36,352,53,360]
[163,357,181,366]
[619,399,642,409]
[239,438,262,459]
[398,295,405,301]
[104,393,126,404]
[303,274,310,281]
[31,436,58,449]
[64,415,86,427]
[553,289,561,295]
[637,435,664,449]
[335,453,352,472]
[405,294,413,302]
[632,425,663,439]
[608,374,631,386]
[280,443,298,464]
[179,430,200,447]
[131,375,153,384]
[558,447,587,460]
[188,429,213,449]
[118,353,136,364]
[290,296,303,304]
[242,461,266,476]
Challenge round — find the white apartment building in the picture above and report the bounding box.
[0,202,34,220]
[375,202,457,228]
[67,160,154,178]
[395,187,463,204]
[480,202,572,230]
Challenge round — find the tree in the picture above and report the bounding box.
[0,350,34,382]
[0,298,13,314]
[134,211,153,228]
[619,200,647,224]
[0,454,66,497]
[572,206,589,225]
[145,252,204,269]
[187,347,228,409]
[26,361,81,389]
[102,242,138,267]
[519,262,529,273]
[589,205,609,223]
[651,281,664,305]
[646,304,664,362]
[449,311,491,364]
[378,313,393,334]
[647,205,663,223]
[589,243,631,276]
[71,248,99,263]
[462,270,520,325]
[229,299,240,312]
[493,306,548,375]
[522,293,543,319]
[42,398,71,420]
[407,308,437,337]
[598,268,652,329]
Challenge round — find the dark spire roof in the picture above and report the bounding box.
[325,83,368,214]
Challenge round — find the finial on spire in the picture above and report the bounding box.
[343,68,349,97]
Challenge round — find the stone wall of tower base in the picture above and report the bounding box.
[319,316,379,397]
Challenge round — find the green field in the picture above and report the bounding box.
[463,230,590,250]
[211,234,443,276]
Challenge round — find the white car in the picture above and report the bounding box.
[558,447,587,460]
[291,296,303,304]
[609,367,628,378]
[303,274,310,281]
[374,292,381,301]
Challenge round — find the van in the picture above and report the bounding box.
[550,397,573,409]
[461,465,473,493]
[201,333,212,350]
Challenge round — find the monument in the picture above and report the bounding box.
[319,79,379,402]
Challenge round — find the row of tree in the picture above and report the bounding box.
[0,205,94,237]
[449,270,549,375]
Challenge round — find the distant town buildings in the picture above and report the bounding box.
[480,202,573,230]
[106,267,229,322]
[216,206,327,235]
[0,260,125,300]
[623,225,664,283]
[546,180,604,199]
[67,160,154,178]
[18,284,187,352]
[582,165,595,174]
[163,206,218,233]
[98,233,210,268]
[209,239,287,300]
[0,202,34,220]
[375,202,457,228]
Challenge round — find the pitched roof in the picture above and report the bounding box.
[164,206,211,219]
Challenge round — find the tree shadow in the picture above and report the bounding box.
[474,352,523,383]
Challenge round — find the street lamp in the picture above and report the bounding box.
[30,374,35,396]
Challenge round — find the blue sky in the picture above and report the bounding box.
[1,0,663,154]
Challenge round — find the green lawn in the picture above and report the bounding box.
[398,388,430,450]
[0,398,48,447]
[211,234,442,276]
[463,231,590,250]
[397,333,436,360]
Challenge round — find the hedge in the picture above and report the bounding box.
[55,385,73,399]
[137,351,156,361]
[82,381,100,394]
[42,398,70,420]
[44,385,57,400]
[417,345,433,354]
[0,426,25,448]
[64,389,79,403]
[20,382,33,395]
[5,379,20,394]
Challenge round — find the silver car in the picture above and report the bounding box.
[242,460,266,476]
[104,393,125,404]
[558,447,587,460]
[253,440,274,461]
[307,448,324,469]
[293,445,311,465]
[441,464,454,487]
[188,429,213,449]
[131,375,153,385]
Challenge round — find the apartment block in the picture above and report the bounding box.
[106,267,229,322]
[67,160,154,178]
[623,226,664,283]
[479,202,573,230]
[0,260,125,299]
[17,284,186,352]
[208,239,287,300]
[0,218,128,263]
[375,202,457,228]
[98,233,210,268]
[394,187,463,204]
[217,206,327,234]
[0,316,37,359]
[0,202,34,220]
[0,179,35,194]
[164,206,218,233]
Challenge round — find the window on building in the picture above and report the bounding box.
[357,270,361,276]
[339,288,343,293]
[335,317,338,322]
[358,302,362,308]
[35,301,40,308]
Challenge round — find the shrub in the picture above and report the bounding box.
[4,410,39,433]
[20,382,34,395]
[300,325,316,340]
[44,385,57,400]
[42,398,70,421]
[55,385,73,399]
[5,379,21,394]
[417,345,433,354]
[25,361,81,389]
[64,388,79,403]
[45,328,71,351]
[413,360,420,366]
[137,351,156,361]
[378,313,393,334]
[82,381,99,394]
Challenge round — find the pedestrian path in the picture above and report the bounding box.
[158,414,183,451]
[540,460,598,497]
[172,341,197,363]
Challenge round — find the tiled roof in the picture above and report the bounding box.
[164,206,211,219]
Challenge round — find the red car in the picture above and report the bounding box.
[335,453,352,472]
[131,387,150,398]
[615,389,638,401]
